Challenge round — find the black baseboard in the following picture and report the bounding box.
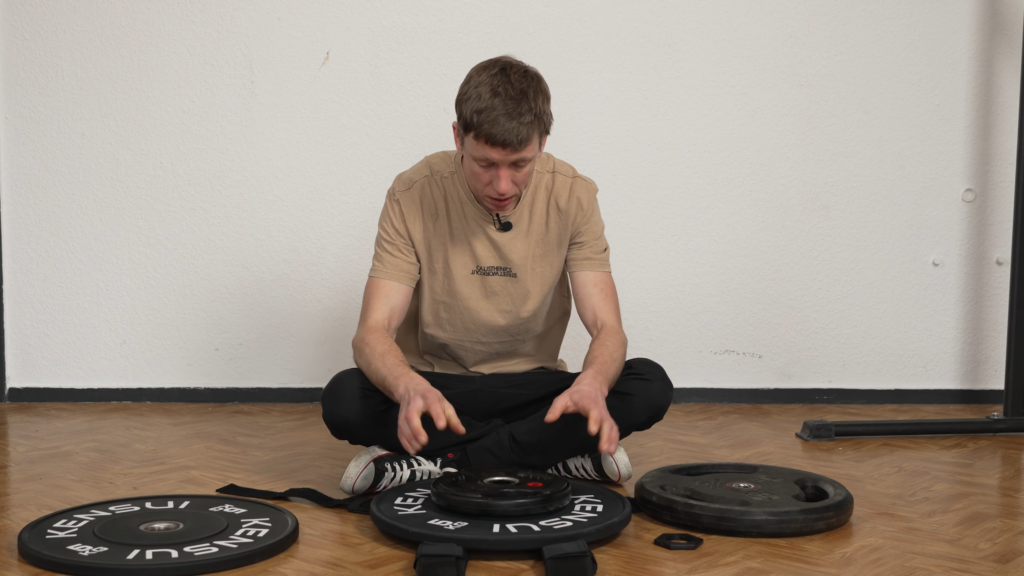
[673,388,1003,404]
[6,387,323,403]
[4,386,1004,404]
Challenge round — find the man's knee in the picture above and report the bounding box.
[617,357,674,429]
[321,368,377,442]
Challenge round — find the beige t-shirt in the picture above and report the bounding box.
[369,151,611,374]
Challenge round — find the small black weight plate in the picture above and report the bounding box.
[18,495,298,576]
[372,478,631,551]
[634,463,854,538]
[431,468,571,517]
[93,509,229,546]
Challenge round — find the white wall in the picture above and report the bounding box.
[2,0,1022,390]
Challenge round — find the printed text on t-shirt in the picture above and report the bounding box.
[471,266,518,278]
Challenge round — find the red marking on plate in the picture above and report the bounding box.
[527,482,543,487]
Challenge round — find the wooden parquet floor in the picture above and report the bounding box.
[2,402,1023,575]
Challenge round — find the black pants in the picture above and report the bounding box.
[321,358,674,470]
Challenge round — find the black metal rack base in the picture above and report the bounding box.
[796,416,1024,442]
[797,16,1024,441]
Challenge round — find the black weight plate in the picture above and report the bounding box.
[372,478,631,551]
[18,495,298,576]
[431,468,571,517]
[634,463,854,538]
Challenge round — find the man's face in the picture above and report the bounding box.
[453,122,546,216]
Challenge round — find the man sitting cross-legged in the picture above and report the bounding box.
[321,56,674,496]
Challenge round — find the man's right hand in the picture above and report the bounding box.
[394,376,466,454]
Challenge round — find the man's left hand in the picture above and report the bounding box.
[544,378,620,455]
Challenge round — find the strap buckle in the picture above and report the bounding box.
[414,542,468,576]
[541,539,597,576]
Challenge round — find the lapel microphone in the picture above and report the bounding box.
[493,213,513,232]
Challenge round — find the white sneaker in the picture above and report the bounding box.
[339,446,457,495]
[546,445,632,484]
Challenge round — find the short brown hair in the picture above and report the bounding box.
[455,56,553,150]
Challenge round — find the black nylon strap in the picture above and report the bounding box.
[542,539,597,576]
[216,484,374,515]
[414,542,468,576]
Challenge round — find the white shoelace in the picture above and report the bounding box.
[373,456,456,492]
[548,455,601,481]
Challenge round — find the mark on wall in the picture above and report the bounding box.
[708,350,763,359]
[318,51,330,71]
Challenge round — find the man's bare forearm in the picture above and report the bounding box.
[576,326,628,392]
[352,328,422,402]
